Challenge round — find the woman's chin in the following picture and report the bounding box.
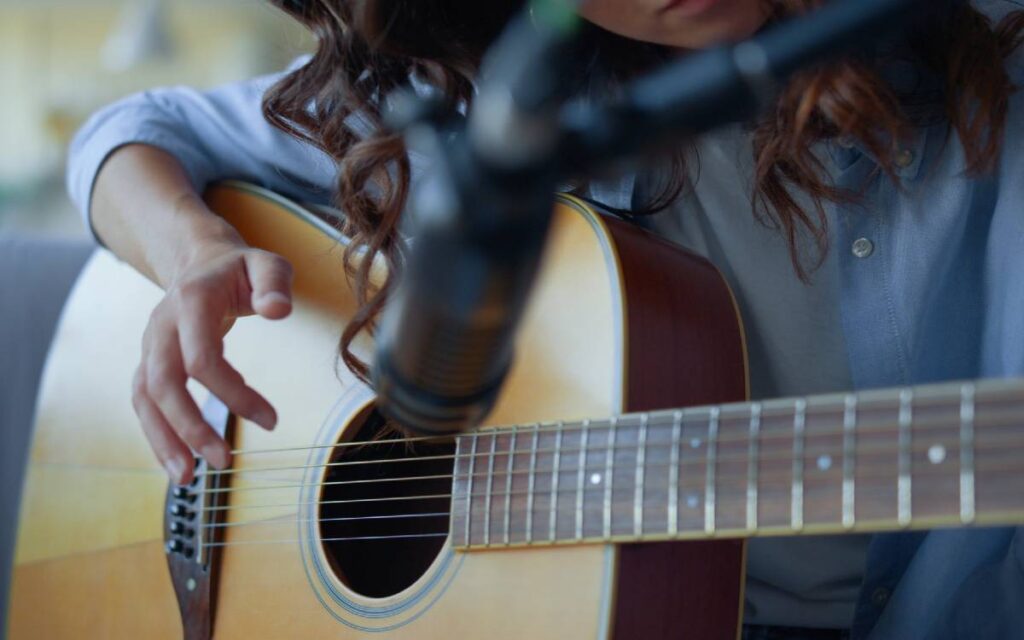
[581,0,769,51]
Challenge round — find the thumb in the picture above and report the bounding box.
[245,250,294,320]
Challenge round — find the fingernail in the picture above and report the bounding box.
[200,443,228,469]
[253,408,277,430]
[257,292,291,307]
[165,457,185,483]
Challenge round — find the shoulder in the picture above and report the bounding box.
[972,0,1024,20]
[974,0,1024,133]
[971,0,1024,80]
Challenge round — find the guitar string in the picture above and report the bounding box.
[220,399,1019,464]
[202,472,454,495]
[203,407,1019,477]
[199,463,1024,531]
[203,533,451,548]
[185,478,1024,549]
[196,430,1024,498]
[201,512,452,529]
[229,433,454,456]
[193,409,1024,479]
[226,388,1024,458]
[197,412,1024,480]
[192,449,1024,514]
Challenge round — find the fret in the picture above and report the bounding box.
[959,384,976,524]
[668,411,682,536]
[909,388,962,522]
[450,378,1024,551]
[746,403,761,532]
[525,426,539,545]
[575,420,590,541]
[842,394,857,530]
[792,399,806,531]
[704,408,720,535]
[548,422,564,542]
[503,426,517,546]
[464,435,479,546]
[634,414,649,537]
[603,417,617,540]
[898,389,913,527]
[483,432,498,546]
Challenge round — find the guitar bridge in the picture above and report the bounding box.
[163,395,233,640]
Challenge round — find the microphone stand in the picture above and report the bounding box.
[374,0,925,435]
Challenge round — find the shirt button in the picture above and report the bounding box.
[838,136,855,149]
[871,587,892,606]
[852,237,875,259]
[895,148,915,168]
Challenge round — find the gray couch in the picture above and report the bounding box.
[0,234,93,636]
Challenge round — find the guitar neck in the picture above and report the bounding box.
[450,378,1024,549]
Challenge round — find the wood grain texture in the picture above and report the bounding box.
[10,185,627,639]
[598,212,748,640]
[16,184,1018,636]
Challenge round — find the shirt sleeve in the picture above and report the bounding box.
[65,58,339,241]
[941,28,1024,639]
[929,529,1024,639]
[980,41,1024,379]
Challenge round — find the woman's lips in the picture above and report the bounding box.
[659,0,722,18]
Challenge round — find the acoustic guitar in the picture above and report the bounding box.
[9,182,1024,639]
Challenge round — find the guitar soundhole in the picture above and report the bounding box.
[318,406,455,598]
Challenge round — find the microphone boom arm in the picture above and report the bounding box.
[373,0,925,435]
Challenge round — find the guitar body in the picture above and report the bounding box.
[9,183,748,639]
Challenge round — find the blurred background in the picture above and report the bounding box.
[0,3,313,631]
[0,0,313,237]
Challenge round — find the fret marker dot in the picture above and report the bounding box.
[928,444,947,465]
[690,438,702,449]
[686,494,700,510]
[817,455,833,471]
[590,473,602,486]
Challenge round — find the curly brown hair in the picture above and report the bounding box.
[263,0,1024,384]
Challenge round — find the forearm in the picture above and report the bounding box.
[90,144,245,288]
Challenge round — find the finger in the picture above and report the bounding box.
[178,294,278,431]
[133,367,194,485]
[146,328,232,469]
[245,251,293,320]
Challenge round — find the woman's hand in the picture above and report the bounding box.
[88,144,297,485]
[131,236,294,485]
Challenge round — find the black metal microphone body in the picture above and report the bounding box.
[373,129,560,434]
[373,7,581,435]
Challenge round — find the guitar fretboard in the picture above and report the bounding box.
[449,379,1024,549]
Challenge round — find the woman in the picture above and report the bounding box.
[69,0,1024,637]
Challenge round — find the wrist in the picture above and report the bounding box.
[161,194,246,288]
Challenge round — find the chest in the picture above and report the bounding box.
[633,124,1010,392]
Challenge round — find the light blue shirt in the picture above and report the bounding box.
[67,1,1024,637]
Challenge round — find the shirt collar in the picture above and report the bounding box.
[826,127,928,182]
[586,172,638,212]
[826,55,939,181]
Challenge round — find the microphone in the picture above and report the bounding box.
[371,128,559,435]
[373,5,581,435]
[373,0,923,436]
